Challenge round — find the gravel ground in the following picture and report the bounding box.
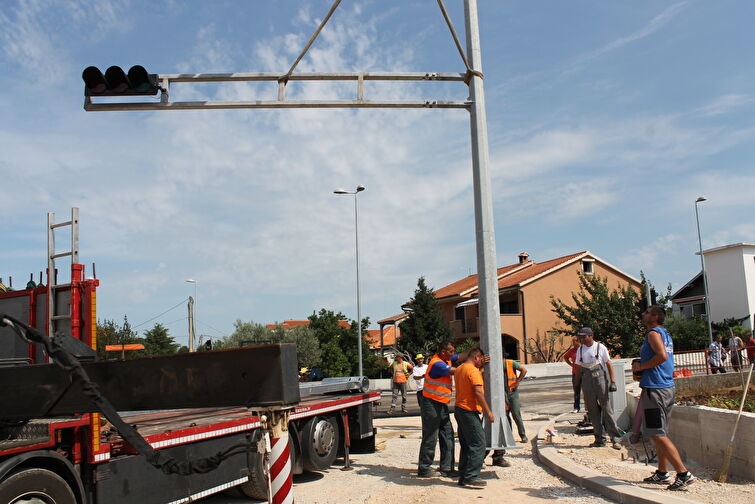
[284,414,613,504]
[553,420,755,504]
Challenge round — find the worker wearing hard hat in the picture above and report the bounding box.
[299,367,309,382]
[412,354,428,407]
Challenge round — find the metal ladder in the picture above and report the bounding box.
[47,208,79,339]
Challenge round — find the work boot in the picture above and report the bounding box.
[491,457,511,467]
[417,469,441,478]
[458,478,487,488]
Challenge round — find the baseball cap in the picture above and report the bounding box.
[416,354,425,359]
[577,327,593,336]
[300,367,309,374]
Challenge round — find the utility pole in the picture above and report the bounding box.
[464,0,514,450]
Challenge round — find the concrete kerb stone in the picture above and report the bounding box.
[534,412,702,504]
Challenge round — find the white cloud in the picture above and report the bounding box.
[618,234,685,273]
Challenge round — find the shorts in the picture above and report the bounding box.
[640,387,675,438]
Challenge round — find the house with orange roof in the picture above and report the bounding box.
[378,251,641,363]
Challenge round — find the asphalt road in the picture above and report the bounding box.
[373,374,576,419]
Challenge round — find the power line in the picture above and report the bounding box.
[133,298,188,329]
[197,320,229,337]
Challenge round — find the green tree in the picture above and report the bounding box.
[143,323,180,355]
[306,309,381,378]
[214,319,269,349]
[96,316,143,360]
[268,324,323,370]
[665,315,708,351]
[396,277,454,361]
[550,273,644,357]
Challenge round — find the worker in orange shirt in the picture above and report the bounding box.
[454,346,494,488]
[388,355,413,414]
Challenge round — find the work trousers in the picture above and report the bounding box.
[416,390,424,408]
[571,374,581,411]
[418,396,454,473]
[506,389,526,439]
[581,366,622,443]
[455,407,485,482]
[390,382,407,411]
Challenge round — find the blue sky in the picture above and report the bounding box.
[1,1,753,346]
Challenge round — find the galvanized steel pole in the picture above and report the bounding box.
[695,197,713,344]
[464,0,515,449]
[354,189,363,378]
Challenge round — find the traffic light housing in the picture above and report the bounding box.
[82,65,159,96]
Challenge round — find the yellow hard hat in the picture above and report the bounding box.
[416,354,424,359]
[300,367,309,374]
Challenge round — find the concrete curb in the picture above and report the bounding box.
[534,413,702,504]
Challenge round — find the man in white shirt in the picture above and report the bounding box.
[707,333,726,373]
[412,354,428,407]
[574,327,622,449]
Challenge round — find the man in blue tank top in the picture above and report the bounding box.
[632,305,695,490]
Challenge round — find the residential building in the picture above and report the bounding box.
[380,251,641,363]
[672,242,755,330]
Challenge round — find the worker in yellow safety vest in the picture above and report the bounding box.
[490,357,528,467]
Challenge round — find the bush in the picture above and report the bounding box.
[665,314,708,351]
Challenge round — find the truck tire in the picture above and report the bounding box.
[0,467,77,504]
[239,433,296,501]
[300,415,339,472]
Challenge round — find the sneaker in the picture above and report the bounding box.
[520,436,528,443]
[571,409,580,413]
[589,440,606,447]
[611,442,622,450]
[387,409,394,415]
[402,409,408,414]
[667,472,695,491]
[417,469,441,478]
[643,471,671,484]
[458,478,487,488]
[491,458,511,467]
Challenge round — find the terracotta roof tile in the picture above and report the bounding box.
[366,326,397,349]
[434,263,525,299]
[498,252,586,289]
[378,312,409,325]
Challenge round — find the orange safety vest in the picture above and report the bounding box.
[504,359,517,392]
[422,354,453,404]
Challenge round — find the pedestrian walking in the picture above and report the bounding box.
[728,330,745,371]
[563,337,582,412]
[574,327,622,449]
[454,347,495,488]
[707,333,726,374]
[388,355,413,414]
[417,341,457,477]
[490,357,528,467]
[633,305,696,490]
[412,354,428,407]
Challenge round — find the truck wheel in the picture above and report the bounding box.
[301,415,339,472]
[239,433,296,501]
[0,467,76,504]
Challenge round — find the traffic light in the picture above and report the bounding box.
[82,65,159,96]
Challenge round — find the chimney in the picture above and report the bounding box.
[518,252,529,264]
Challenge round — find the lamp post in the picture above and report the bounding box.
[186,278,197,352]
[694,197,713,344]
[334,185,365,378]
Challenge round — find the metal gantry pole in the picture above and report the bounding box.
[695,199,713,344]
[464,0,515,450]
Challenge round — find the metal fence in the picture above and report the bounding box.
[674,348,751,376]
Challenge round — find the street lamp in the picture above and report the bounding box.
[694,197,713,344]
[186,278,197,352]
[334,185,366,378]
